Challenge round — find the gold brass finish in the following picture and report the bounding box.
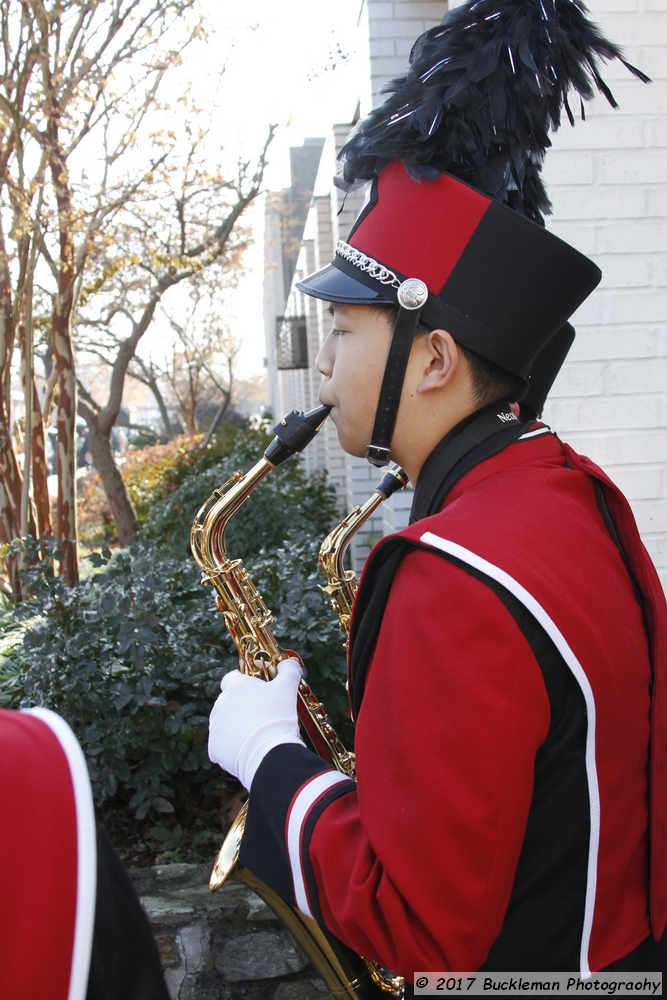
[318,467,410,649]
[233,865,377,999]
[191,458,282,681]
[209,800,248,891]
[191,456,355,775]
[190,432,397,998]
[191,454,357,877]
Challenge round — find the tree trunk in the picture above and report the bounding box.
[200,390,230,450]
[146,369,177,440]
[18,323,50,537]
[0,413,24,531]
[78,296,162,547]
[30,392,52,538]
[18,325,51,537]
[49,126,79,584]
[0,479,20,598]
[52,303,78,581]
[0,224,23,534]
[87,419,139,546]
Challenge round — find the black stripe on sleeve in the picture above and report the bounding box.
[438,550,590,971]
[351,535,590,970]
[86,824,170,1000]
[301,781,357,925]
[239,743,334,906]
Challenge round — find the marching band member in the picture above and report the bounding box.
[0,707,169,999]
[208,0,666,981]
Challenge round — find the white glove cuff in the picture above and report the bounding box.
[236,724,305,791]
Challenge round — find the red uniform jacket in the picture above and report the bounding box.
[0,707,97,1000]
[240,426,667,977]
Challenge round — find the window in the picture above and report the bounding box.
[276,315,308,369]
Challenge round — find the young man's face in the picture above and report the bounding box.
[316,301,475,481]
[316,303,393,458]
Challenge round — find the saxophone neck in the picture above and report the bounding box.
[191,404,332,572]
[318,466,410,593]
[191,456,273,572]
[318,492,383,588]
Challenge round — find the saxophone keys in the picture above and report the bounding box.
[213,471,244,499]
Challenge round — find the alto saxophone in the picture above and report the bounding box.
[191,406,387,1000]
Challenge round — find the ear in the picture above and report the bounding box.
[416,329,460,395]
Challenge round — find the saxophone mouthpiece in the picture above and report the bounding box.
[264,404,332,467]
[302,404,332,430]
[375,466,410,499]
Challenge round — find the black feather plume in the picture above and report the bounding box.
[339,0,650,223]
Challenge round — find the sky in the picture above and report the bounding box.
[200,0,364,189]
[145,0,368,381]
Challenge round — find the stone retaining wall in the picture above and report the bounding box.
[129,863,330,1000]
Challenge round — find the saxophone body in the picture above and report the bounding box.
[191,406,390,999]
[190,409,354,779]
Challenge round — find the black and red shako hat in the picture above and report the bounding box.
[298,160,599,380]
[296,0,647,465]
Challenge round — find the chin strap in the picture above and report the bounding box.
[366,278,429,468]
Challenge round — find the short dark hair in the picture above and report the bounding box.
[461,345,527,408]
[373,304,527,409]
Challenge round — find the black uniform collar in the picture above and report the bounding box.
[350,403,531,722]
[410,401,527,522]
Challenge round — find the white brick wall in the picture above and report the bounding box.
[358,0,447,113]
[266,0,667,587]
[541,0,667,590]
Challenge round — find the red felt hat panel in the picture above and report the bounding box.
[349,161,490,294]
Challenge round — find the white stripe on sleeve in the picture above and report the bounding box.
[287,770,353,918]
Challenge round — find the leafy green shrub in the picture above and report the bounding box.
[2,428,349,862]
[7,541,230,859]
[142,424,338,559]
[122,422,248,523]
[0,603,29,708]
[122,436,195,522]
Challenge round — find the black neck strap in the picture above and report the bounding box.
[350,412,530,719]
[366,306,423,467]
[410,402,528,521]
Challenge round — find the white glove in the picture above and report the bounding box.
[208,658,305,790]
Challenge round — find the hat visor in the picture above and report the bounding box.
[296,263,394,305]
